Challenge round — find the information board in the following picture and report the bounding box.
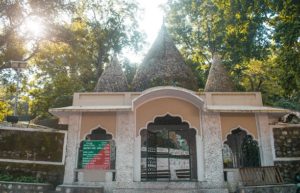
[82,140,111,169]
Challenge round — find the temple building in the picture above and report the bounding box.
[50,25,292,193]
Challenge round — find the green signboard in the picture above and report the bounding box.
[81,140,111,169]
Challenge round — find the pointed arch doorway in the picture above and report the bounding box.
[140,114,197,181]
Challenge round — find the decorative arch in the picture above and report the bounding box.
[132,86,204,110]
[138,112,199,136]
[223,127,260,168]
[140,114,198,181]
[223,125,257,143]
[77,127,115,170]
[82,126,113,141]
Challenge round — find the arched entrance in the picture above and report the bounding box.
[140,114,197,181]
[223,128,260,168]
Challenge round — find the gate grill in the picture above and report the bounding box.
[146,131,157,180]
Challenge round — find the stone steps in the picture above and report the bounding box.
[55,185,104,193]
[238,184,296,193]
[113,188,229,193]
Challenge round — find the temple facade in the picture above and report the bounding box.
[50,25,290,193]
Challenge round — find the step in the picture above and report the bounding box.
[238,184,296,193]
[55,185,104,193]
[113,188,229,193]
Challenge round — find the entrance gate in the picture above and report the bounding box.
[146,131,157,180]
[141,114,197,181]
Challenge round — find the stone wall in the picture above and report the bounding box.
[273,126,300,182]
[273,127,300,157]
[275,161,300,183]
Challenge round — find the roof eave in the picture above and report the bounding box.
[49,106,132,114]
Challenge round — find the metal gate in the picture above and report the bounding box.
[146,130,157,180]
[168,130,192,180]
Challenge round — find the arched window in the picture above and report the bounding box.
[77,127,115,170]
[223,128,260,168]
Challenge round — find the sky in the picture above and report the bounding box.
[122,0,168,64]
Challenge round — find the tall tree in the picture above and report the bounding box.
[270,0,300,99]
[164,0,270,86]
[28,0,144,117]
[0,0,74,70]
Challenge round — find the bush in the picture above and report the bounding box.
[0,173,45,183]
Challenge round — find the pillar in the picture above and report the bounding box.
[115,112,135,182]
[256,113,274,166]
[63,113,81,184]
[201,112,224,188]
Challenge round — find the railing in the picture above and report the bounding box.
[239,166,284,186]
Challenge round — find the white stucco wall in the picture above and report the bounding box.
[63,113,81,184]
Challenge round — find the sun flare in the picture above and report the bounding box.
[20,16,45,39]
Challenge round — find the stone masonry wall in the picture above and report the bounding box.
[273,127,300,157]
[273,126,300,183]
[275,161,300,183]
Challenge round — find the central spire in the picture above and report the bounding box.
[95,54,129,92]
[132,24,198,91]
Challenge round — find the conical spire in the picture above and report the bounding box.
[132,24,198,91]
[95,55,129,92]
[204,54,235,92]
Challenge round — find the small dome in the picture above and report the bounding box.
[95,55,128,92]
[204,54,234,92]
[132,25,198,91]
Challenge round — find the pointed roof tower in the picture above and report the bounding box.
[204,54,235,92]
[132,24,198,91]
[95,55,129,92]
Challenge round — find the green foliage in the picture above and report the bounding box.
[0,173,14,181]
[0,173,45,183]
[1,0,299,119]
[0,100,12,121]
[27,0,144,117]
[270,0,300,98]
[164,0,270,66]
[0,0,74,70]
[165,0,299,109]
[122,59,137,89]
[0,162,64,185]
[0,86,13,121]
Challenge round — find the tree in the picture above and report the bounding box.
[164,0,271,87]
[165,0,270,64]
[28,0,144,117]
[270,0,300,99]
[122,59,137,89]
[165,0,299,110]
[0,86,13,121]
[0,0,74,71]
